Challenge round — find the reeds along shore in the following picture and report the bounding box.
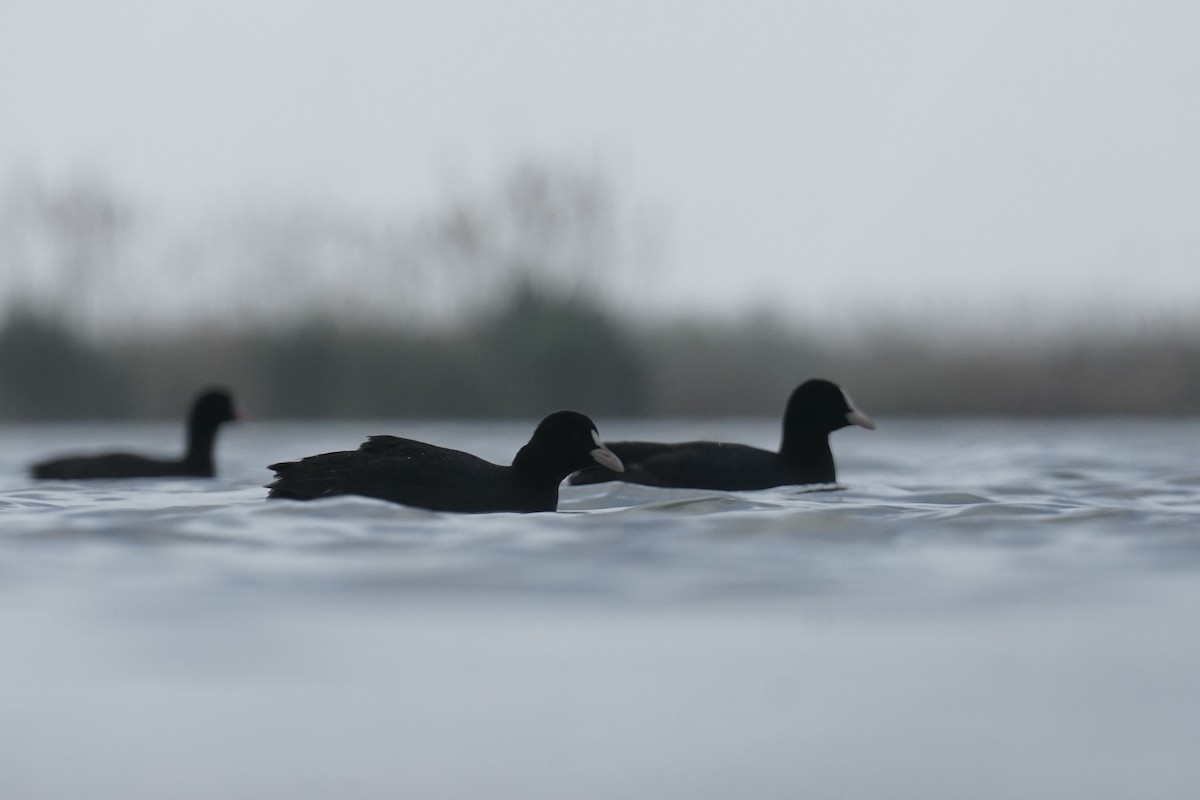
[2,291,1199,421]
[5,165,1196,421]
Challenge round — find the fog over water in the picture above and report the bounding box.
[4,1,1199,332]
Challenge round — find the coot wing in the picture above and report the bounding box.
[31,452,198,480]
[625,442,798,490]
[572,441,802,490]
[268,435,541,511]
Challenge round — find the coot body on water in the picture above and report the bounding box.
[267,410,623,513]
[30,388,241,480]
[569,379,873,490]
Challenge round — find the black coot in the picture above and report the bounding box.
[569,378,874,490]
[30,387,241,480]
[267,410,624,513]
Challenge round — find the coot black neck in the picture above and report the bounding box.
[511,442,565,486]
[184,411,220,474]
[779,428,836,482]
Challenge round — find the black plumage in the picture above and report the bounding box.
[267,410,623,513]
[569,378,873,490]
[30,387,241,480]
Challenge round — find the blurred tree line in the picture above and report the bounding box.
[1,162,1199,420]
[0,284,650,420]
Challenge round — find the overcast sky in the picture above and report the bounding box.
[3,0,1199,333]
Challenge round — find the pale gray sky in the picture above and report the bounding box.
[3,0,1199,332]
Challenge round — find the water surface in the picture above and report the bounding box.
[3,418,1199,799]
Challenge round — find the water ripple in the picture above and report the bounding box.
[0,419,1197,604]
[4,418,1200,800]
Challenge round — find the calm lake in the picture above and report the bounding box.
[3,417,1199,800]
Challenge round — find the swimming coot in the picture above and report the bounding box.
[30,387,241,480]
[568,378,873,490]
[266,410,623,513]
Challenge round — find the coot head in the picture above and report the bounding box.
[514,410,624,480]
[191,387,240,427]
[785,379,875,434]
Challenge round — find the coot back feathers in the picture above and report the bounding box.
[267,410,623,513]
[30,387,241,480]
[568,378,873,490]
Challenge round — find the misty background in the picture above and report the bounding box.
[2,1,1199,419]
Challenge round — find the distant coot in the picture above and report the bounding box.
[30,387,241,480]
[568,378,874,490]
[266,410,624,513]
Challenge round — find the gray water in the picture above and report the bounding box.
[3,418,1199,800]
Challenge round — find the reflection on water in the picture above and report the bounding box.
[2,418,1200,800]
